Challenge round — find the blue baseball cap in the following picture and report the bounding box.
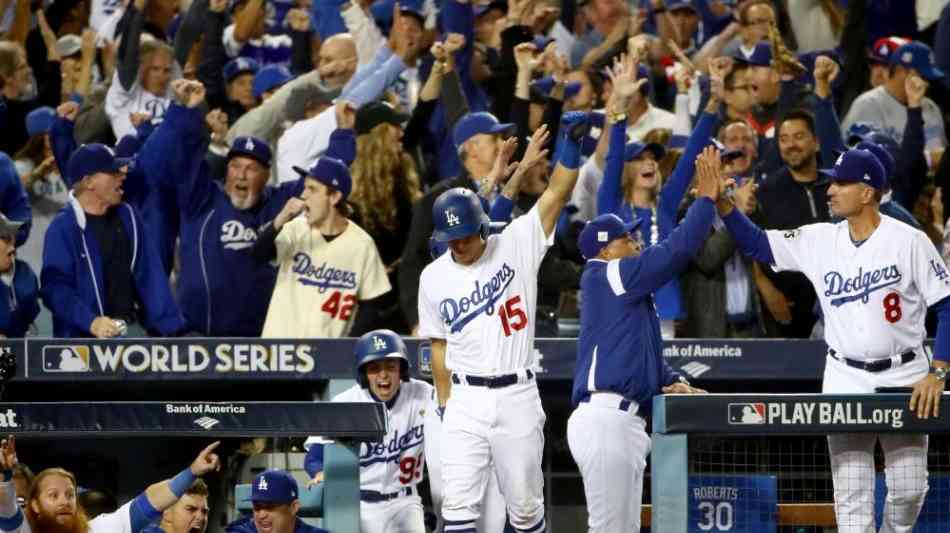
[855,141,894,181]
[452,112,515,151]
[733,43,771,67]
[624,142,665,162]
[228,136,272,167]
[224,57,260,84]
[293,157,352,199]
[252,65,293,99]
[26,107,55,137]
[820,148,885,191]
[893,41,945,81]
[578,213,643,260]
[666,0,696,13]
[65,144,131,187]
[248,470,298,504]
[474,0,506,18]
[530,76,582,101]
[845,122,876,146]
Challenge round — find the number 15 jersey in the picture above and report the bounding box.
[766,215,950,360]
[417,206,552,376]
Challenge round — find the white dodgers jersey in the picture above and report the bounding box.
[766,215,950,359]
[305,380,433,493]
[262,218,390,338]
[417,205,552,375]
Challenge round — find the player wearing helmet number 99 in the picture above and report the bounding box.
[304,330,432,533]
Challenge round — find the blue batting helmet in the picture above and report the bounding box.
[354,329,410,388]
[431,188,489,243]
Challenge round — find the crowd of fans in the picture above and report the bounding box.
[0,0,949,340]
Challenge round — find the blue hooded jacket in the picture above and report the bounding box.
[40,195,185,337]
[0,259,39,337]
[144,104,358,336]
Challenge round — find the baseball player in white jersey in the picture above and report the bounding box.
[255,157,390,338]
[304,330,431,533]
[418,115,586,532]
[0,437,221,533]
[709,147,950,532]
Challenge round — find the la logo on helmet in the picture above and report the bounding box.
[373,337,387,350]
[258,477,269,491]
[446,210,460,227]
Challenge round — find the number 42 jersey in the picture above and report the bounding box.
[417,206,552,376]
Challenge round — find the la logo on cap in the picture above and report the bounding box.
[902,52,913,64]
[258,477,268,491]
[835,153,844,166]
[597,231,608,242]
[245,138,255,151]
[373,336,386,350]
[864,173,871,181]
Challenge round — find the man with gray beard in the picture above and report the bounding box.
[142,78,355,336]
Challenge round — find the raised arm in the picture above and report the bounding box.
[812,55,846,166]
[613,147,721,301]
[141,442,221,514]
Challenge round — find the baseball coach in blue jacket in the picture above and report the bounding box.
[565,144,723,533]
[40,143,185,338]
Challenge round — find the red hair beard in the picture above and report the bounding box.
[27,505,90,533]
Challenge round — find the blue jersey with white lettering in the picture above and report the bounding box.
[571,198,716,412]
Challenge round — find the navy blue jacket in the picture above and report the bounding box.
[40,196,185,337]
[573,197,716,413]
[226,515,327,533]
[0,259,39,337]
[146,104,333,336]
[0,154,32,247]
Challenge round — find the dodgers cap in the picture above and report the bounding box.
[248,470,298,504]
[578,213,643,260]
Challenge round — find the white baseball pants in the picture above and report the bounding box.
[567,393,651,533]
[440,378,546,532]
[823,352,930,533]
[425,398,508,532]
[360,496,426,533]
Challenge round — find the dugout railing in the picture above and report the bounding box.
[0,401,386,533]
[651,393,950,533]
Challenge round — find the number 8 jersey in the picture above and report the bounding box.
[417,206,553,375]
[766,216,950,360]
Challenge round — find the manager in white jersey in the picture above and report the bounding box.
[304,330,431,533]
[0,437,221,533]
[710,147,950,532]
[418,114,588,533]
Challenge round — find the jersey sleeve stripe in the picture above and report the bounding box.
[607,260,626,296]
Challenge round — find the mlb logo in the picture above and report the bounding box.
[42,346,90,372]
[728,403,765,425]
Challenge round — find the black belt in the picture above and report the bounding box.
[451,369,534,388]
[360,487,414,502]
[829,349,916,373]
[580,395,634,411]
